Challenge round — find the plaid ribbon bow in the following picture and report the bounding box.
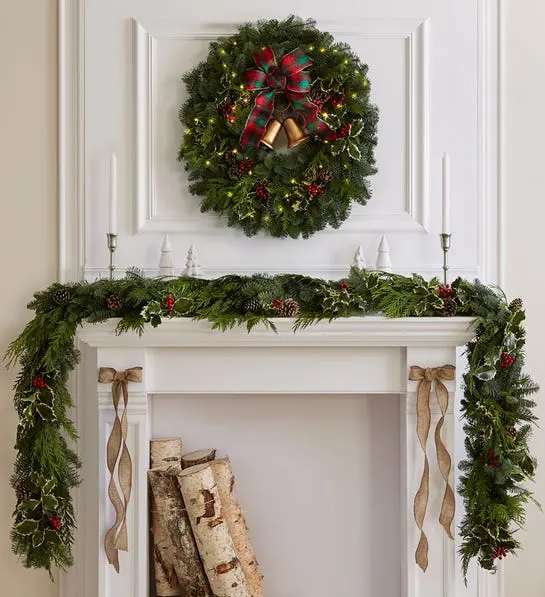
[240,47,336,150]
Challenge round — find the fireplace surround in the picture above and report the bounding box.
[58,316,502,597]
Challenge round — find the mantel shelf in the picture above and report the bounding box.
[78,316,476,348]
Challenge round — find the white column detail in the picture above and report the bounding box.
[96,348,150,597]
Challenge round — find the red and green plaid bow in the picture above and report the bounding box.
[240,47,336,150]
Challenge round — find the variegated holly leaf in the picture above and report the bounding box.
[349,120,364,138]
[36,403,56,421]
[17,499,40,512]
[41,494,58,512]
[15,519,39,535]
[475,365,496,381]
[32,529,45,548]
[347,140,361,161]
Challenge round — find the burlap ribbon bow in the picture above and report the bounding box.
[409,365,456,572]
[98,366,143,573]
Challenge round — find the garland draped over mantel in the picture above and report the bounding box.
[5,268,538,579]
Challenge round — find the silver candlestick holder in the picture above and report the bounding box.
[440,233,452,285]
[107,233,118,281]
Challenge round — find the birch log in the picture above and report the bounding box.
[149,464,213,597]
[150,438,184,597]
[210,458,264,597]
[178,464,251,597]
[182,449,217,469]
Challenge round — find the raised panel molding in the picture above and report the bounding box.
[133,17,430,234]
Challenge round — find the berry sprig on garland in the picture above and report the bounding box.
[5,269,537,578]
[178,16,379,238]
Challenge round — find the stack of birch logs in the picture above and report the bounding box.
[148,438,264,597]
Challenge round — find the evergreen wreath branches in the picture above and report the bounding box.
[6,270,537,578]
[178,16,379,238]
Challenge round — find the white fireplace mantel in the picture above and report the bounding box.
[61,316,501,597]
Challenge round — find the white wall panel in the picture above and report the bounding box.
[59,0,498,281]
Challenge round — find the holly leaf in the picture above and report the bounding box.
[41,479,55,494]
[475,365,496,381]
[349,120,364,138]
[17,499,40,512]
[36,403,56,421]
[347,140,361,161]
[32,529,45,548]
[44,529,62,545]
[504,332,517,352]
[41,494,59,512]
[15,519,39,535]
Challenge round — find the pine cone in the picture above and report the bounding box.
[316,166,334,183]
[507,426,517,439]
[276,298,300,317]
[309,88,330,108]
[441,297,458,317]
[53,288,71,306]
[14,471,34,503]
[106,295,122,311]
[228,163,243,179]
[243,298,262,314]
[509,298,523,312]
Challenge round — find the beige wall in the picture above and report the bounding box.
[0,0,58,594]
[503,2,545,596]
[0,1,543,595]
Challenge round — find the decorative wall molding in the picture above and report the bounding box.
[133,17,430,234]
[83,264,481,282]
[58,0,86,282]
[478,0,500,285]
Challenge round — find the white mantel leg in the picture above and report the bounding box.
[402,346,458,597]
[96,348,150,597]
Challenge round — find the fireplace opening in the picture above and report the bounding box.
[150,393,401,597]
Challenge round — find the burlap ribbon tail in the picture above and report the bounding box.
[98,366,143,573]
[408,365,456,572]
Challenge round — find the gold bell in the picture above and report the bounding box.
[283,117,309,148]
[260,119,283,149]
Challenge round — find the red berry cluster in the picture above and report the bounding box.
[239,158,254,174]
[254,182,268,200]
[32,377,48,389]
[486,451,501,468]
[272,299,283,310]
[164,295,175,313]
[303,183,325,198]
[49,516,61,531]
[330,93,347,107]
[221,103,238,124]
[339,281,351,291]
[438,284,455,299]
[492,546,508,561]
[337,123,351,139]
[499,353,515,368]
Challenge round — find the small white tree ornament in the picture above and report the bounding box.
[375,235,392,272]
[158,235,175,278]
[183,245,202,278]
[352,246,367,270]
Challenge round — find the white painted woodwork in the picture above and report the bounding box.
[57,317,499,597]
[59,0,499,282]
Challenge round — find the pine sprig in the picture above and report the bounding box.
[5,270,538,579]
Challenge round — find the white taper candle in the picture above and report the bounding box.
[109,152,118,235]
[442,152,450,234]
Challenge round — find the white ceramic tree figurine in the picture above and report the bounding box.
[375,235,392,272]
[183,245,201,278]
[159,235,175,278]
[352,246,367,270]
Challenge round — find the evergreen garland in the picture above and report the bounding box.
[6,269,537,578]
[178,16,379,238]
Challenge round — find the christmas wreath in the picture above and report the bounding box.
[6,270,538,578]
[178,16,379,238]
